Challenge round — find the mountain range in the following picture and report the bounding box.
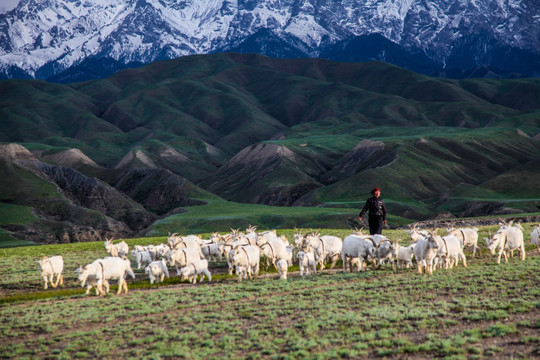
[1,53,539,243]
[1,0,539,82]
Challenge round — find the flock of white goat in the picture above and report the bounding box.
[36,221,540,296]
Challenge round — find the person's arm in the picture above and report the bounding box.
[358,199,370,220]
[382,200,387,224]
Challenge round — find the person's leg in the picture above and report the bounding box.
[369,217,383,235]
[376,217,384,234]
[368,217,377,235]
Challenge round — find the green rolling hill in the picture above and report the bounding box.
[0,53,539,244]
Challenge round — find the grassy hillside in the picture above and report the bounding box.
[0,53,539,242]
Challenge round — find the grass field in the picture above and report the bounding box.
[1,225,539,359]
[145,200,410,236]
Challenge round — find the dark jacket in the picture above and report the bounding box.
[359,197,386,220]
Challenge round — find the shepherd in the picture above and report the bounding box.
[358,187,387,235]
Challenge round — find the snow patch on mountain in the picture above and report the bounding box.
[0,0,537,79]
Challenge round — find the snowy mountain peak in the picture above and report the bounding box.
[1,0,538,81]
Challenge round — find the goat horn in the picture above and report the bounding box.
[366,236,379,248]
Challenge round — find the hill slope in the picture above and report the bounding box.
[0,54,539,243]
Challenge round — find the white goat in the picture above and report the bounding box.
[531,225,540,255]
[284,245,295,266]
[131,249,153,270]
[293,228,306,248]
[220,240,249,275]
[341,235,376,272]
[276,259,288,280]
[36,255,64,289]
[235,264,252,281]
[396,242,416,269]
[77,257,135,295]
[145,259,170,284]
[210,232,233,246]
[201,243,221,262]
[169,248,202,276]
[297,251,317,276]
[366,236,397,269]
[257,229,279,243]
[244,225,260,246]
[232,245,261,281]
[413,235,439,275]
[319,235,343,269]
[167,233,202,250]
[74,269,110,295]
[446,226,479,257]
[180,259,211,284]
[104,238,129,258]
[149,243,171,261]
[301,232,342,270]
[407,224,430,242]
[133,245,147,252]
[486,225,525,263]
[432,233,467,269]
[257,234,288,269]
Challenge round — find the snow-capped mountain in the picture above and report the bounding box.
[1,0,539,81]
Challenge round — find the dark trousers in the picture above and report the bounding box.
[368,216,384,235]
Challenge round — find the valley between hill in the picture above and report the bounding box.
[1,54,539,244]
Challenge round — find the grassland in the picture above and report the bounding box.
[144,199,411,236]
[1,224,539,359]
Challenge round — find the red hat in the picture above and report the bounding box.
[371,187,381,194]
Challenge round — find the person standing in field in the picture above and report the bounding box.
[358,187,387,235]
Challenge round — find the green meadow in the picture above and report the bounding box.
[1,224,539,359]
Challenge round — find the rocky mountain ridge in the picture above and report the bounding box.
[0,143,209,243]
[0,0,539,81]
